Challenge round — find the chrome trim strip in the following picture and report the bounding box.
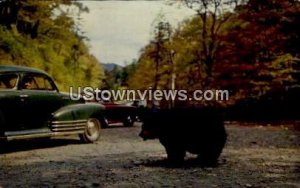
[51,123,86,128]
[3,131,84,141]
[51,127,85,132]
[0,120,88,141]
[50,120,87,133]
[5,133,52,141]
[51,120,87,124]
[5,128,50,137]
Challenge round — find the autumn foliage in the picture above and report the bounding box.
[129,0,300,107]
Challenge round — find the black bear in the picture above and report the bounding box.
[139,107,227,166]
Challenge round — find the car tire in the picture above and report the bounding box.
[79,118,101,143]
[101,117,109,128]
[123,115,134,127]
[0,110,5,137]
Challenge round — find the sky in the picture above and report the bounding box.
[76,1,195,66]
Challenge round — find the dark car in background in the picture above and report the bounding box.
[96,100,137,127]
[82,90,141,127]
[0,65,106,143]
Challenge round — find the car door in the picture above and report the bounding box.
[20,73,66,129]
[0,73,23,132]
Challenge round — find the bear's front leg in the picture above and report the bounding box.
[161,140,186,164]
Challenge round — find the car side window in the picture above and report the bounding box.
[21,75,55,91]
[35,76,55,91]
[21,75,39,90]
[0,74,18,89]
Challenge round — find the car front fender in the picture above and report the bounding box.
[51,103,105,122]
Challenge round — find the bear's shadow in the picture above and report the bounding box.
[136,157,225,168]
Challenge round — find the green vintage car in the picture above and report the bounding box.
[0,65,105,143]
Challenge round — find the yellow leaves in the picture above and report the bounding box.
[0,1,104,92]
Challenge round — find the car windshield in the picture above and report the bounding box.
[0,74,18,90]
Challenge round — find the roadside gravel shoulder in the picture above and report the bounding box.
[0,123,299,187]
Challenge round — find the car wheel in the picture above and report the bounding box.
[123,115,134,127]
[79,118,101,143]
[0,110,5,135]
[101,117,109,128]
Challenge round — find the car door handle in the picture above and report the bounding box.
[20,95,29,98]
[62,96,69,100]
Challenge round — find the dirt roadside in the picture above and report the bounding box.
[0,122,299,188]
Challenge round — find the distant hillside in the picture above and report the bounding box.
[102,63,123,71]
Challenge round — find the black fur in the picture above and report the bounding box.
[139,108,227,166]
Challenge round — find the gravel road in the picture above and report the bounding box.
[0,122,299,188]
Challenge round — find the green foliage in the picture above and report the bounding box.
[0,0,104,91]
[129,0,300,107]
[129,20,175,91]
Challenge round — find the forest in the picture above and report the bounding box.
[0,0,104,91]
[126,0,300,107]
